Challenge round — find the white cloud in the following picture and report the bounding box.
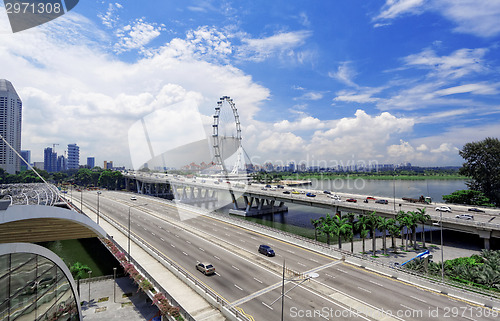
[114,18,164,53]
[238,30,312,62]
[434,83,498,96]
[403,48,488,79]
[98,2,122,29]
[374,0,500,38]
[328,62,358,87]
[273,116,324,131]
[294,91,324,101]
[374,0,426,21]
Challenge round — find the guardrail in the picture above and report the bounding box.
[167,199,500,309]
[73,196,251,321]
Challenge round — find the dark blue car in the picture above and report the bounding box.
[258,245,275,257]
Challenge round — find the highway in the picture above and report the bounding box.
[81,190,498,320]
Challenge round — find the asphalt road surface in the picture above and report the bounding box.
[81,190,498,321]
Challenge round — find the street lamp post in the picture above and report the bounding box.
[80,188,83,213]
[113,267,117,303]
[128,203,148,260]
[97,191,101,224]
[440,210,444,282]
[270,260,319,321]
[88,270,92,304]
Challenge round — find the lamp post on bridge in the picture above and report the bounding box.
[97,191,101,224]
[128,203,148,260]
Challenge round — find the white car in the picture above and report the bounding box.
[456,214,474,220]
[435,206,452,212]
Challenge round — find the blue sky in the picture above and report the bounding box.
[1,0,500,169]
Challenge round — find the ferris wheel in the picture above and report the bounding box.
[212,96,245,175]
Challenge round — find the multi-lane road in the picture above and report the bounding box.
[81,190,498,320]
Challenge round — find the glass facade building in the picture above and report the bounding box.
[0,244,81,321]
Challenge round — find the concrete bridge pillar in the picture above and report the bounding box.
[477,230,491,250]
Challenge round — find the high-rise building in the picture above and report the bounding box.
[103,161,113,170]
[57,155,67,172]
[0,79,22,174]
[67,144,79,169]
[44,147,57,173]
[20,150,31,171]
[87,157,95,169]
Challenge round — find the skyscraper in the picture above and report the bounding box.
[0,79,22,174]
[44,147,57,173]
[20,150,30,171]
[57,155,67,172]
[67,143,79,169]
[86,157,95,169]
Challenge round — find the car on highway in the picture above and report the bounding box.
[214,181,219,184]
[346,198,357,203]
[468,208,485,213]
[130,196,137,201]
[366,196,376,200]
[455,214,474,220]
[306,192,316,197]
[258,245,275,257]
[375,199,388,204]
[436,206,452,212]
[265,184,272,188]
[196,262,215,275]
[291,190,300,194]
[283,191,291,194]
[323,190,331,195]
[328,194,341,201]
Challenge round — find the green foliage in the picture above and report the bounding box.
[442,189,494,206]
[459,137,500,205]
[69,262,92,280]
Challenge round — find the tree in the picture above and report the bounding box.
[459,137,500,205]
[416,208,431,248]
[406,211,420,250]
[366,211,380,256]
[442,189,493,206]
[310,218,321,241]
[378,217,392,255]
[387,218,400,253]
[355,215,370,254]
[331,215,352,250]
[69,262,91,280]
[397,211,410,251]
[319,214,335,245]
[75,168,93,186]
[345,213,356,253]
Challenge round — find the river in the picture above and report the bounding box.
[223,179,468,239]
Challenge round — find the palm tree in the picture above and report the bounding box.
[332,215,352,250]
[319,213,335,245]
[378,217,392,255]
[310,218,321,241]
[355,215,370,254]
[396,211,409,250]
[387,218,400,253]
[416,208,431,248]
[366,211,380,256]
[345,213,356,252]
[407,211,420,250]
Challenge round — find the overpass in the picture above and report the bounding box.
[124,172,500,249]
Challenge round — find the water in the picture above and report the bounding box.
[225,179,468,237]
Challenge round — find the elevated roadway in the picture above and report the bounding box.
[125,172,500,249]
[78,189,499,321]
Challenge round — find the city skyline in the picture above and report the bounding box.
[1,1,500,168]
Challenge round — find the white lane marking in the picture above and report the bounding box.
[287,250,295,254]
[170,244,175,248]
[262,302,273,310]
[175,234,179,238]
[239,239,246,243]
[160,238,164,241]
[182,252,188,256]
[214,256,220,260]
[325,273,335,278]
[310,258,319,263]
[199,248,205,252]
[225,233,231,236]
[151,232,155,236]
[400,304,417,312]
[357,286,371,293]
[223,227,229,230]
[336,268,348,274]
[410,295,427,303]
[234,284,243,291]
[250,236,257,240]
[253,277,263,284]
[186,240,191,244]
[369,280,384,287]
[297,262,306,267]
[232,265,240,271]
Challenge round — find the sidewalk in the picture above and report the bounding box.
[80,277,159,321]
[337,234,482,264]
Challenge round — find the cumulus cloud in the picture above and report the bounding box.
[114,18,165,53]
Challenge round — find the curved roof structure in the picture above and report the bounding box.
[0,183,60,206]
